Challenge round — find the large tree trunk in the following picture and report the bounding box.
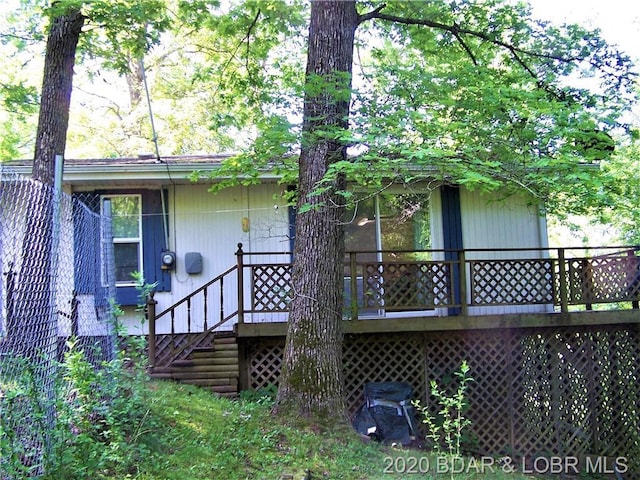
[273,0,358,421]
[6,9,83,352]
[32,9,84,185]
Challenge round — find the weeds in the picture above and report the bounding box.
[44,336,157,479]
[414,360,474,459]
[0,356,49,479]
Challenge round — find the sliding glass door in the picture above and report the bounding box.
[344,192,432,316]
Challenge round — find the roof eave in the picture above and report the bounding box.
[1,163,281,185]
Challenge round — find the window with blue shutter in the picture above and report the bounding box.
[74,189,171,306]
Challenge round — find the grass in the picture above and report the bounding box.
[113,379,548,480]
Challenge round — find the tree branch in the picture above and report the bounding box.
[371,12,583,63]
[362,10,586,97]
[451,25,478,66]
[244,9,261,64]
[358,3,387,25]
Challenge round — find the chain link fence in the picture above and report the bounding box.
[0,171,117,478]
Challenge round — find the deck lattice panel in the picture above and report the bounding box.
[244,324,640,474]
[470,259,554,305]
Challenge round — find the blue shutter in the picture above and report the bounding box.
[441,186,463,315]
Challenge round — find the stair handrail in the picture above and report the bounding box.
[147,264,239,368]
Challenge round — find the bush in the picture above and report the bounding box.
[44,336,157,479]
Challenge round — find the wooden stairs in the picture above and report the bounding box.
[150,334,239,397]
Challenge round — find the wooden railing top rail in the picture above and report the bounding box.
[236,245,640,259]
[154,264,238,320]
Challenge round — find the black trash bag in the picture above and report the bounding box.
[352,382,416,445]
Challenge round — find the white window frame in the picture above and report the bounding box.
[102,194,143,287]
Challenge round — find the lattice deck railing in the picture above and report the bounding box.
[245,323,640,474]
[148,245,640,368]
[245,246,640,318]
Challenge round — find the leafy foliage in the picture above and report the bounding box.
[48,0,171,73]
[187,0,638,218]
[2,0,636,220]
[43,337,157,479]
[598,141,640,244]
[414,360,474,460]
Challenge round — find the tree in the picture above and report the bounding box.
[273,0,358,419]
[32,6,84,184]
[266,0,637,421]
[5,4,84,358]
[4,0,169,357]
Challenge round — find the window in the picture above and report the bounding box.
[102,194,142,286]
[343,192,432,314]
[344,192,431,257]
[74,189,171,306]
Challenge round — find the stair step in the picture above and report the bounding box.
[183,379,237,388]
[190,349,238,359]
[173,357,238,367]
[211,343,238,351]
[150,333,240,390]
[213,336,237,344]
[209,384,239,393]
[173,375,237,385]
[172,370,239,380]
[171,364,239,374]
[191,347,217,354]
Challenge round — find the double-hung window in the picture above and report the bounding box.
[102,194,143,286]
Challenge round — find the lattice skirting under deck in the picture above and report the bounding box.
[242,324,640,472]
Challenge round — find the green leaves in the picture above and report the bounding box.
[1,0,637,222]
[340,0,639,216]
[414,360,474,459]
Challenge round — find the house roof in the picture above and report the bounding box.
[1,154,282,186]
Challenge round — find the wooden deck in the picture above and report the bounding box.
[235,308,640,337]
[145,245,640,474]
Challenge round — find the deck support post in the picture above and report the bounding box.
[459,250,468,316]
[236,243,245,324]
[147,292,157,369]
[558,249,569,314]
[349,252,358,321]
[627,250,639,309]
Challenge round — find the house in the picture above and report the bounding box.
[2,154,557,330]
[3,155,639,469]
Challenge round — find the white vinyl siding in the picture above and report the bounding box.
[459,189,551,315]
